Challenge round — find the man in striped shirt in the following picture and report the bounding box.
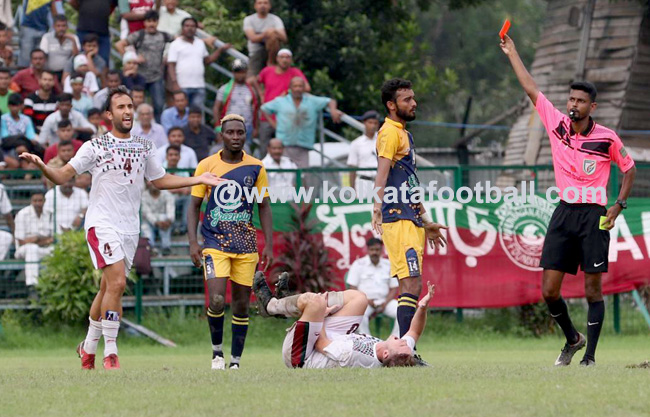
[24,71,58,133]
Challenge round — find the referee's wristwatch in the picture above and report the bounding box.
[615,200,627,209]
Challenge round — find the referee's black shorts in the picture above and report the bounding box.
[540,201,610,275]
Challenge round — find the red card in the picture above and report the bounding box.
[499,19,511,39]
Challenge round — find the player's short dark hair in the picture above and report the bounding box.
[189,106,202,115]
[166,144,181,154]
[57,119,72,129]
[181,17,198,27]
[58,140,74,148]
[57,93,73,103]
[367,238,383,247]
[381,78,413,112]
[144,10,159,21]
[8,93,23,106]
[82,33,99,45]
[30,48,46,58]
[105,86,132,112]
[168,126,184,136]
[87,107,101,118]
[53,15,67,24]
[570,81,597,102]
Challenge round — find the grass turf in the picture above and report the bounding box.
[1,318,648,417]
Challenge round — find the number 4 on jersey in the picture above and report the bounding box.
[124,158,132,174]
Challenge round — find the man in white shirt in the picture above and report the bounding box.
[0,183,15,260]
[39,93,96,145]
[157,0,191,36]
[167,17,230,109]
[262,138,296,190]
[132,104,167,148]
[141,181,175,256]
[347,110,380,201]
[44,177,89,234]
[243,0,287,78]
[346,238,399,337]
[19,86,223,370]
[155,126,198,168]
[13,191,54,288]
[253,272,435,368]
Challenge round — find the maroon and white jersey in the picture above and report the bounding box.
[69,133,165,234]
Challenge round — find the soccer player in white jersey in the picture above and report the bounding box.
[253,272,434,368]
[20,86,224,370]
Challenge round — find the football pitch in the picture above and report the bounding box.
[1,330,648,417]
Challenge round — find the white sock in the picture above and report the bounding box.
[267,295,301,317]
[102,319,120,357]
[83,316,102,355]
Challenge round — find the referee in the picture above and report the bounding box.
[501,36,636,366]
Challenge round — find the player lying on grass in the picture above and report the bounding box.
[253,272,434,368]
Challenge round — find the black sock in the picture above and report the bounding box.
[546,297,579,344]
[584,300,605,361]
[397,293,418,338]
[231,314,249,364]
[207,308,224,359]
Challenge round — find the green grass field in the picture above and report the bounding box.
[1,311,648,417]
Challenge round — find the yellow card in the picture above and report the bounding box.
[599,216,610,230]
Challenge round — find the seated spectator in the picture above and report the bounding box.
[75,172,92,191]
[16,0,54,68]
[46,141,78,178]
[0,22,13,68]
[164,144,191,234]
[345,238,399,337]
[132,103,167,148]
[131,86,146,122]
[23,70,58,133]
[69,72,94,117]
[69,0,115,66]
[87,107,108,137]
[261,77,342,168]
[121,51,146,91]
[209,134,223,155]
[13,191,54,290]
[39,93,96,146]
[214,59,258,149]
[115,10,171,120]
[244,0,287,79]
[119,0,155,35]
[0,68,13,114]
[0,138,39,170]
[160,90,189,133]
[141,181,175,256]
[167,17,230,109]
[158,0,191,36]
[182,106,215,161]
[0,183,14,260]
[93,69,121,110]
[44,176,89,234]
[255,49,310,156]
[63,33,107,87]
[12,49,63,99]
[1,94,36,141]
[155,126,197,168]
[63,55,99,97]
[43,121,83,164]
[39,15,80,81]
[262,138,297,189]
[348,110,380,200]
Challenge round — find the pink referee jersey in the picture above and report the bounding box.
[535,92,635,205]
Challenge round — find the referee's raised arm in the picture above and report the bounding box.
[500,34,540,105]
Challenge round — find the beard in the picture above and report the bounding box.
[397,108,416,122]
[113,120,132,134]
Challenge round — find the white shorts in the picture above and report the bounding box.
[86,227,138,273]
[282,315,363,368]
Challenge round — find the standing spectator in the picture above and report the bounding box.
[17,0,57,68]
[132,103,167,148]
[158,0,191,37]
[346,238,399,337]
[0,23,13,67]
[86,108,108,137]
[44,176,89,234]
[39,94,96,145]
[1,94,36,141]
[182,106,215,162]
[23,70,58,133]
[43,122,82,165]
[93,69,121,110]
[261,138,297,189]
[167,17,231,109]
[116,10,171,120]
[11,49,62,98]
[0,68,13,114]
[63,55,99,97]
[69,0,117,66]
[348,110,380,200]
[0,183,14,261]
[69,72,94,117]
[243,0,287,78]
[160,90,189,133]
[63,33,108,87]
[39,15,80,81]
[13,191,54,290]
[155,126,197,168]
[214,59,258,148]
[141,181,175,256]
[119,0,155,35]
[163,144,191,234]
[261,77,341,168]
[120,51,147,91]
[255,49,309,156]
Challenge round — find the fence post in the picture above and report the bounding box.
[613,293,620,334]
[455,166,463,322]
[135,276,143,324]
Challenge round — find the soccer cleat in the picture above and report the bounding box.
[579,358,596,367]
[253,271,273,317]
[554,332,586,366]
[103,354,121,370]
[275,272,291,299]
[413,353,430,367]
[211,356,226,370]
[76,341,95,370]
[229,363,240,370]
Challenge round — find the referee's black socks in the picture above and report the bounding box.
[584,300,605,361]
[397,293,418,338]
[546,297,579,344]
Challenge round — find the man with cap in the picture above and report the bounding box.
[63,54,99,97]
[255,48,310,157]
[69,71,94,117]
[214,59,259,149]
[348,110,381,201]
[120,51,147,91]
